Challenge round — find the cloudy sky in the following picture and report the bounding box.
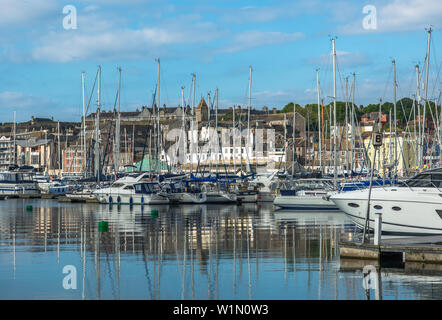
[0,0,441,121]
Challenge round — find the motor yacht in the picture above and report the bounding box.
[93,173,169,205]
[273,179,338,210]
[0,169,40,198]
[159,180,206,204]
[330,168,442,235]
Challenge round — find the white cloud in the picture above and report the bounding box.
[216,1,323,24]
[221,6,286,24]
[31,21,224,62]
[338,0,442,34]
[0,91,65,121]
[218,31,305,54]
[0,0,57,26]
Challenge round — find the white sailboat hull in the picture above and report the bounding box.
[163,192,207,204]
[94,188,169,205]
[237,193,258,203]
[273,193,338,210]
[205,192,237,203]
[257,192,275,202]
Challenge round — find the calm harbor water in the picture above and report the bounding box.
[0,199,441,300]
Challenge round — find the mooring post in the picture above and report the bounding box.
[363,131,383,244]
[374,212,382,246]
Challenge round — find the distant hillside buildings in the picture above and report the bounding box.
[0,98,432,176]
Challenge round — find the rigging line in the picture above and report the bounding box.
[159,62,170,108]
[430,34,441,99]
[382,64,393,102]
[405,66,417,99]
[430,60,442,100]
[85,68,99,116]
[394,89,411,176]
[320,49,333,106]
[335,55,346,102]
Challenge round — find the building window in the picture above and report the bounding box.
[31,155,39,165]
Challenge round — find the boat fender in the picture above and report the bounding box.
[109,196,113,203]
[117,196,121,203]
[129,197,133,205]
[141,196,144,203]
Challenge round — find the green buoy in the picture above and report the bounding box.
[26,205,33,211]
[98,221,108,232]
[151,209,159,218]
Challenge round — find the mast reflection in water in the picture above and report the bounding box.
[0,199,442,300]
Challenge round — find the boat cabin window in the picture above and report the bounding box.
[123,185,134,190]
[406,173,442,188]
[0,172,34,182]
[431,174,442,188]
[406,174,431,187]
[112,183,125,188]
[134,183,159,194]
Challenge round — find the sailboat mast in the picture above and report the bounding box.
[416,65,422,168]
[58,121,61,176]
[345,76,349,173]
[423,28,432,167]
[181,86,186,172]
[247,66,252,173]
[208,92,212,173]
[351,73,355,173]
[291,107,296,175]
[13,111,16,165]
[284,112,287,172]
[316,69,322,174]
[321,99,325,173]
[95,65,101,183]
[332,38,338,182]
[190,73,196,174]
[132,124,135,164]
[392,60,397,174]
[115,67,121,174]
[215,87,219,175]
[233,105,236,174]
[82,72,86,175]
[156,58,161,175]
[439,90,442,165]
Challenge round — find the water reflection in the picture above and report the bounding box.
[0,199,441,299]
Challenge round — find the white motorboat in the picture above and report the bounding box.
[234,182,259,203]
[159,180,206,204]
[65,184,97,202]
[93,173,169,205]
[274,189,338,210]
[330,168,442,235]
[0,170,40,197]
[203,183,237,204]
[273,179,338,210]
[48,183,73,195]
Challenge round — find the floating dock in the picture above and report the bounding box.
[41,194,59,199]
[57,196,72,203]
[339,235,442,264]
[18,194,42,199]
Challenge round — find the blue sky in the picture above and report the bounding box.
[0,0,441,122]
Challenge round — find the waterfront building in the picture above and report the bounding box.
[0,136,14,169]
